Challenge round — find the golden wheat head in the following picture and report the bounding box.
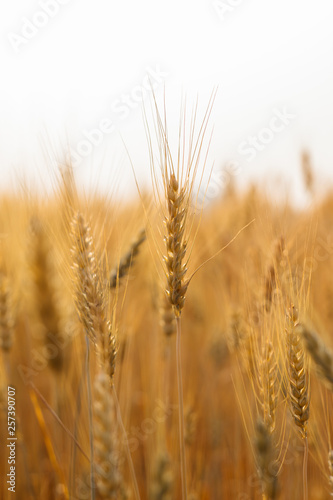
[285,305,310,438]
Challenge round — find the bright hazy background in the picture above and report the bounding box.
[0,0,333,204]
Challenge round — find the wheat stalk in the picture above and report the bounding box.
[149,94,215,500]
[0,271,14,353]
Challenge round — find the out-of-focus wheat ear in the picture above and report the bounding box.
[96,320,118,385]
[184,406,197,446]
[149,450,174,500]
[164,174,188,317]
[264,265,276,311]
[159,291,176,337]
[93,371,128,499]
[60,162,76,219]
[109,229,146,289]
[106,323,117,383]
[209,329,228,369]
[328,450,333,495]
[0,272,14,352]
[285,305,310,438]
[0,366,7,411]
[264,236,285,311]
[243,331,257,378]
[254,418,279,500]
[227,309,246,352]
[298,324,333,391]
[71,213,119,384]
[301,150,314,195]
[261,342,278,434]
[30,218,63,371]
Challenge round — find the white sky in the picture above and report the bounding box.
[0,0,332,204]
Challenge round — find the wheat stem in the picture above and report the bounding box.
[28,387,69,499]
[111,385,141,500]
[303,435,308,500]
[176,317,187,499]
[29,381,89,461]
[86,336,96,500]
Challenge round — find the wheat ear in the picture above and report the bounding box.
[254,418,278,500]
[71,212,101,345]
[285,306,310,438]
[110,229,146,289]
[149,450,174,500]
[264,236,285,310]
[286,305,309,500]
[30,218,63,371]
[93,371,128,499]
[71,212,117,380]
[298,324,333,391]
[260,342,278,435]
[164,174,188,317]
[160,291,176,337]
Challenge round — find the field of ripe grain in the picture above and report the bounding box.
[1,121,333,500]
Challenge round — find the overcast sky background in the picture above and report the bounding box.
[0,0,332,205]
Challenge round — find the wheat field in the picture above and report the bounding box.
[1,110,333,500]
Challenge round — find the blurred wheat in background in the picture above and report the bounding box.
[2,101,333,500]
